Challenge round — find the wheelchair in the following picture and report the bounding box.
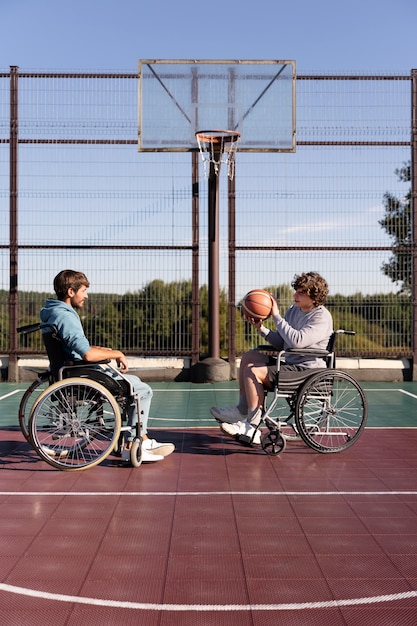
[17,323,143,471]
[237,330,368,455]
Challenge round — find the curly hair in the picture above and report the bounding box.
[291,272,329,307]
[53,270,90,300]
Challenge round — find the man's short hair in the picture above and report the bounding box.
[292,272,329,307]
[53,270,90,300]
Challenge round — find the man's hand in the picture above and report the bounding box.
[84,346,129,372]
[270,296,280,318]
[249,316,263,330]
[116,355,129,373]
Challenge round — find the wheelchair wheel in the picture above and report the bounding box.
[130,438,143,467]
[29,378,121,471]
[18,376,50,442]
[261,429,287,456]
[295,369,367,453]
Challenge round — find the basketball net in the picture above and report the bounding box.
[195,130,241,181]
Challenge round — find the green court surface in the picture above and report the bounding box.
[1,380,417,431]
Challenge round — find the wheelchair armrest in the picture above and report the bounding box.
[254,345,279,353]
[59,359,112,381]
[285,348,330,357]
[62,359,111,368]
[255,345,330,357]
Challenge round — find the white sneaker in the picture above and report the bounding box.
[41,445,69,458]
[142,438,175,457]
[210,405,246,423]
[121,447,164,463]
[220,420,261,445]
[141,448,164,462]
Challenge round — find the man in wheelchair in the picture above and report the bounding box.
[40,270,175,463]
[211,272,333,444]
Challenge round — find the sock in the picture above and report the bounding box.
[247,407,261,426]
[237,394,248,415]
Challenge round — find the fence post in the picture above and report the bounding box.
[191,151,200,366]
[411,69,417,380]
[8,66,19,382]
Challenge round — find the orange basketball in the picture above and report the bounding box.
[242,289,272,321]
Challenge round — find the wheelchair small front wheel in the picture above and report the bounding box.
[261,429,287,456]
[130,438,143,467]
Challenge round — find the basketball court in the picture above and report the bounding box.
[1,59,415,624]
[1,380,417,625]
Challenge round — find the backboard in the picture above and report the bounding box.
[138,60,296,152]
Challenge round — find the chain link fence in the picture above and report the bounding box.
[0,67,415,378]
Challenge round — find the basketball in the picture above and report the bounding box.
[242,289,272,321]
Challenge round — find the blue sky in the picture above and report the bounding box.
[1,0,416,297]
[1,0,416,73]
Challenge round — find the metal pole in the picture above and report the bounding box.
[207,158,220,359]
[227,70,237,376]
[228,174,237,378]
[411,69,417,380]
[8,66,19,382]
[191,151,200,365]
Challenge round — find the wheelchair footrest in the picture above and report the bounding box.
[236,434,254,447]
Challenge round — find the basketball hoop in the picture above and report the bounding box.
[195,130,241,180]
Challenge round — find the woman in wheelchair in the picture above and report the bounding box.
[40,270,175,463]
[211,272,333,444]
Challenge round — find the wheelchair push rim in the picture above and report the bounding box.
[18,375,50,443]
[294,369,368,453]
[28,377,122,471]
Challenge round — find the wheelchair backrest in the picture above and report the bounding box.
[42,331,68,382]
[325,330,355,369]
[324,333,337,368]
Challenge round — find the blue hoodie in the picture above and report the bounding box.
[40,298,91,361]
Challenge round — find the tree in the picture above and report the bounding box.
[379,162,412,293]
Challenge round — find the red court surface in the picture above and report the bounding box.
[1,420,417,625]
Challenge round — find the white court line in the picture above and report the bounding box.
[153,387,417,392]
[398,388,417,399]
[0,582,416,611]
[0,389,23,401]
[150,417,212,423]
[1,491,417,496]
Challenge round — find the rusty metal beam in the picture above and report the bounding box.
[8,66,19,381]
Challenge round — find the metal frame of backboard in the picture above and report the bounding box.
[138,59,296,152]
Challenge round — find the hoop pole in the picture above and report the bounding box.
[196,129,239,363]
[208,159,220,359]
[411,69,417,380]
